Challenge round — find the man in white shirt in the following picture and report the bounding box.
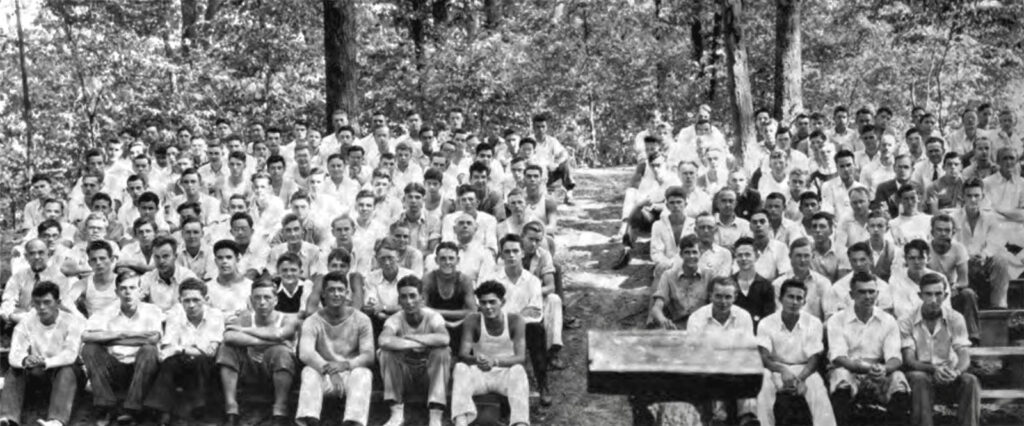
[140,235,199,313]
[890,184,932,248]
[531,114,576,204]
[826,272,910,425]
[143,278,225,424]
[756,279,836,426]
[820,149,865,222]
[80,273,165,425]
[911,137,946,191]
[0,281,84,426]
[954,178,1020,309]
[442,185,498,254]
[982,147,1024,232]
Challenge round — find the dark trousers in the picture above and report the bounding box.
[627,202,662,237]
[143,353,216,413]
[80,343,160,410]
[547,161,576,191]
[907,371,980,426]
[951,288,981,342]
[525,322,548,391]
[0,365,77,424]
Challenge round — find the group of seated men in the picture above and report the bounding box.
[628,104,1024,425]
[1,108,580,426]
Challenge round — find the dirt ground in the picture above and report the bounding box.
[5,167,1024,425]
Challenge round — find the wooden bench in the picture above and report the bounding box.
[968,345,1024,402]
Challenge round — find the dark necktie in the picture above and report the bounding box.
[932,165,939,181]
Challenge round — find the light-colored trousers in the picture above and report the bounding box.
[756,365,836,426]
[379,347,451,406]
[544,294,563,348]
[451,363,530,426]
[295,366,372,425]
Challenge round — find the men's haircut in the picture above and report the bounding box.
[896,183,919,198]
[30,173,52,185]
[371,168,392,181]
[475,143,494,155]
[31,280,61,301]
[931,213,955,229]
[115,271,138,288]
[510,156,527,166]
[126,175,145,188]
[322,271,350,290]
[523,220,545,236]
[138,191,160,206]
[978,102,992,111]
[905,127,921,138]
[223,133,243,144]
[83,169,105,184]
[389,220,410,234]
[779,278,807,298]
[176,201,201,216]
[456,184,476,197]
[327,248,352,265]
[151,235,178,253]
[996,146,1017,160]
[38,219,62,235]
[133,154,152,165]
[834,149,856,163]
[524,164,543,175]
[337,125,355,135]
[133,217,157,233]
[277,252,302,268]
[267,154,286,167]
[922,112,937,121]
[506,187,524,200]
[798,191,820,205]
[795,113,808,120]
[280,213,301,228]
[710,276,739,293]
[85,148,106,160]
[91,192,113,207]
[374,236,403,254]
[326,153,345,164]
[877,106,893,116]
[754,107,771,117]
[355,189,375,201]
[404,182,427,197]
[180,167,201,181]
[859,124,876,135]
[250,172,272,185]
[396,275,423,293]
[678,234,700,251]
[867,209,890,222]
[848,185,870,199]
[531,113,548,123]
[434,241,460,256]
[856,107,874,117]
[904,239,931,257]
[925,136,945,149]
[765,192,787,204]
[499,233,523,251]
[211,239,239,257]
[179,277,208,296]
[424,167,444,183]
[290,191,311,204]
[809,129,827,141]
[475,280,507,300]
[251,279,276,292]
[469,161,490,176]
[643,134,663,144]
[309,167,325,176]
[518,138,537,148]
[87,240,115,258]
[850,271,876,289]
[733,236,755,251]
[379,152,395,161]
[810,211,834,227]
[810,112,825,121]
[419,126,435,136]
[266,126,283,135]
[789,237,812,252]
[42,197,64,210]
[179,215,203,231]
[919,272,946,289]
[230,212,254,228]
[963,177,984,192]
[748,208,769,221]
[395,142,412,153]
[664,185,687,200]
[346,145,365,156]
[847,241,873,259]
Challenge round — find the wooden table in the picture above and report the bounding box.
[588,329,764,403]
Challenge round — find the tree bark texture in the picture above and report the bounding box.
[772,0,802,122]
[323,0,359,130]
[182,0,199,56]
[484,0,500,29]
[721,0,756,163]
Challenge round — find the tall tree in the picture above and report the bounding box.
[323,0,359,129]
[772,0,802,122]
[721,0,755,163]
[181,0,199,56]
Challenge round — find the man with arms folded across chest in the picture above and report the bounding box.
[900,273,980,426]
[296,271,375,426]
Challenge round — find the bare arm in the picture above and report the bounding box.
[459,313,481,364]
[378,325,426,351]
[901,347,936,374]
[493,313,527,367]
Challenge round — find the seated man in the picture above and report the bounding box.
[1,281,83,426]
[1,239,68,325]
[687,277,758,425]
[296,271,375,426]
[826,272,910,425]
[823,242,894,319]
[648,234,710,329]
[139,235,198,314]
[208,240,254,318]
[900,273,980,426]
[452,281,530,426]
[217,280,301,426]
[756,279,835,426]
[772,237,831,320]
[928,214,981,341]
[614,151,680,267]
[363,237,418,331]
[519,221,566,368]
[649,186,694,279]
[81,272,164,425]
[378,276,452,426]
[266,213,323,279]
[442,184,499,254]
[144,278,225,424]
[273,253,316,316]
[954,178,1019,310]
[423,242,478,355]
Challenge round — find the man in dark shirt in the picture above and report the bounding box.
[874,154,921,218]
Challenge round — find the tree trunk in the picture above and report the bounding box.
[721,0,755,165]
[432,0,449,23]
[654,0,668,108]
[323,0,359,130]
[772,0,802,122]
[15,0,33,178]
[182,0,199,56]
[484,0,500,29]
[409,0,427,70]
[205,0,221,21]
